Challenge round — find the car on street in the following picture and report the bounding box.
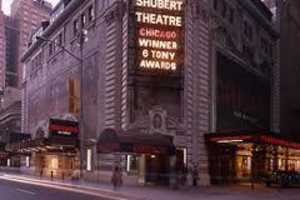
[265,170,300,188]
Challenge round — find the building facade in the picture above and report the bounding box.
[18,0,292,186]
[8,0,52,135]
[10,0,52,87]
[0,1,52,139]
[21,0,211,185]
[278,0,300,136]
[0,0,6,90]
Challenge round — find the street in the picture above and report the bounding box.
[0,179,112,200]
[2,175,300,200]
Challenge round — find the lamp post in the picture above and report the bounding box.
[36,30,87,178]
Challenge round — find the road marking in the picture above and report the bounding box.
[16,188,36,195]
[0,176,128,200]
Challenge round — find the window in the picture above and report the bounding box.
[68,79,80,114]
[88,6,95,22]
[55,33,63,47]
[49,43,53,56]
[81,14,86,28]
[126,155,139,174]
[229,8,234,24]
[213,0,218,10]
[244,21,253,41]
[50,157,59,169]
[31,52,43,78]
[73,19,79,36]
[248,26,253,41]
[222,1,227,17]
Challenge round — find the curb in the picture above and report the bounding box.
[0,174,144,200]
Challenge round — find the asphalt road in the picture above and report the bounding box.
[0,179,111,200]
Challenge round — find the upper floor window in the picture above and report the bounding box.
[261,38,273,57]
[81,13,86,28]
[88,6,95,22]
[30,52,43,78]
[54,33,63,50]
[49,43,53,56]
[229,8,234,24]
[73,19,79,36]
[213,0,218,11]
[222,1,227,18]
[243,21,253,41]
[57,33,63,47]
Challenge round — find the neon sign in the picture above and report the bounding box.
[135,0,184,73]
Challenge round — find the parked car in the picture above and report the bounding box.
[265,170,300,187]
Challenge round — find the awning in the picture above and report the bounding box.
[0,151,9,159]
[97,128,176,155]
[205,132,300,150]
[6,119,79,153]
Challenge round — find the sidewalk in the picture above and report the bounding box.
[0,173,283,200]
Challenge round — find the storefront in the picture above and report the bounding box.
[7,119,80,178]
[206,132,300,184]
[97,128,184,185]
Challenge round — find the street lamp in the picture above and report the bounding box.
[36,36,82,62]
[36,30,87,178]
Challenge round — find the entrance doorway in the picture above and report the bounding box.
[145,154,170,185]
[36,153,79,178]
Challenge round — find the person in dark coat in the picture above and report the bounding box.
[111,166,123,190]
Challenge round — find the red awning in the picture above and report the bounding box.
[206,132,300,150]
[97,128,176,155]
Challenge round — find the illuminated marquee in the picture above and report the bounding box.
[135,0,184,72]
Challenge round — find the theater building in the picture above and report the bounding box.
[17,0,295,186]
[18,0,211,185]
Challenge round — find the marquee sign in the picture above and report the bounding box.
[49,119,79,138]
[135,0,185,73]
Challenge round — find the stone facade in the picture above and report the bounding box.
[279,0,300,135]
[0,1,6,89]
[209,0,278,132]
[21,0,278,186]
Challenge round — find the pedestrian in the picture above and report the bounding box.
[111,166,123,190]
[192,165,198,186]
[40,168,43,178]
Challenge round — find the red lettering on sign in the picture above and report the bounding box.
[49,124,79,133]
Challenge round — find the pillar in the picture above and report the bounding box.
[138,154,146,185]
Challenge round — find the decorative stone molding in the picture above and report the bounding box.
[104,1,126,25]
[190,0,209,24]
[149,106,167,135]
[127,106,184,137]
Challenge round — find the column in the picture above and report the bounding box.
[138,154,146,185]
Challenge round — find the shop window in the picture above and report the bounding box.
[51,157,59,169]
[126,155,139,175]
[87,149,92,171]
